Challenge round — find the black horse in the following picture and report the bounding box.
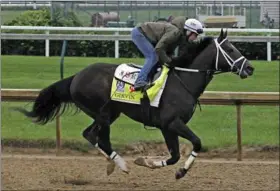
[16,29,254,179]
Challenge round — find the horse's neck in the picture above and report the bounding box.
[188,42,215,70]
[178,71,213,99]
[178,44,215,99]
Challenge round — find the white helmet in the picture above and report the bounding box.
[184,18,204,34]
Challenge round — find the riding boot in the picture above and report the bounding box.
[133,80,149,91]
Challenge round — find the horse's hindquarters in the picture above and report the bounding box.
[69,63,117,118]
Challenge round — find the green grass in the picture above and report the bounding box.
[2,56,279,92]
[1,56,279,149]
[2,103,278,149]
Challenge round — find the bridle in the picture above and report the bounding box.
[214,38,247,76]
[174,37,247,75]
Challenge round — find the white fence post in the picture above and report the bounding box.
[267,34,271,62]
[115,31,119,58]
[45,30,49,57]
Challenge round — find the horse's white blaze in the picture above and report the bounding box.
[184,151,198,170]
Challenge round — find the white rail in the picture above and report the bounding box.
[2,25,279,33]
[1,26,278,61]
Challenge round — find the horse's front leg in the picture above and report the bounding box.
[168,117,201,179]
[134,128,180,169]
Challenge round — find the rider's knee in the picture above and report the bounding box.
[151,51,159,63]
[146,50,158,63]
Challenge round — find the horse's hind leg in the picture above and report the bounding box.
[82,111,129,174]
[134,128,181,169]
[83,122,99,146]
[97,118,129,174]
[82,110,118,152]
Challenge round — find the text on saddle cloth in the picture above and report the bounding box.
[110,63,169,107]
[114,63,141,85]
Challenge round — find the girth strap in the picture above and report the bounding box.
[140,91,151,129]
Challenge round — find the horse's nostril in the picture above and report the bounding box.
[246,65,254,75]
[247,65,254,72]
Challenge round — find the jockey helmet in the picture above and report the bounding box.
[184,18,204,35]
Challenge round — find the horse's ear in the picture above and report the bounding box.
[224,29,228,38]
[218,28,224,41]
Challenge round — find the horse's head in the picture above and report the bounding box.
[214,29,254,79]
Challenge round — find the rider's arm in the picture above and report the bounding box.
[169,52,192,67]
[155,28,181,64]
[177,37,188,57]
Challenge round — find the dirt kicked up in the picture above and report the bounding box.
[2,154,279,191]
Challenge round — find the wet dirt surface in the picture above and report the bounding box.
[2,153,279,191]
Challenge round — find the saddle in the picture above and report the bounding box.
[112,63,169,126]
[114,63,163,88]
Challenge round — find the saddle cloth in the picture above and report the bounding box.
[110,63,169,107]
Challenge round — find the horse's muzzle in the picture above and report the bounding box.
[239,61,254,79]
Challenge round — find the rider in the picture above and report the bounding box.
[131,16,204,91]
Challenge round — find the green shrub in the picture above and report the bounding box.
[2,39,279,60]
[4,8,51,27]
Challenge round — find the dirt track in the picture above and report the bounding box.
[2,154,279,191]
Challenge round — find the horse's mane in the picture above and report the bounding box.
[173,36,214,67]
[192,36,214,58]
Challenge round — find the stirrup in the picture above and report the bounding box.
[129,83,154,93]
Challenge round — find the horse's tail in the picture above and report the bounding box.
[14,75,75,125]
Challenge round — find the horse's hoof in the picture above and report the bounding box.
[123,169,130,174]
[134,157,159,169]
[134,157,153,168]
[106,161,116,176]
[120,162,130,174]
[134,157,148,167]
[175,168,188,180]
[115,157,129,174]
